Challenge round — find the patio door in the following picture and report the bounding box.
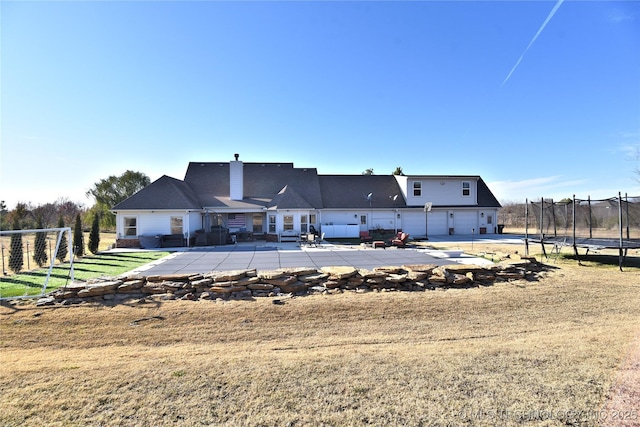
[359,213,368,232]
[252,213,263,234]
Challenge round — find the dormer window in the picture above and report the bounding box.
[413,181,422,197]
[462,181,471,196]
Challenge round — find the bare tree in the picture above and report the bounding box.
[32,203,59,228]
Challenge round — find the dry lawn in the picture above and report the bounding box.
[1,242,639,426]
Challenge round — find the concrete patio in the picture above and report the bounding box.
[117,235,525,276]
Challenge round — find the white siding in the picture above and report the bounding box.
[405,178,478,206]
[187,212,202,235]
[322,224,359,238]
[321,210,396,232]
[321,211,360,226]
[370,212,396,231]
[478,209,499,234]
[137,213,168,235]
[117,211,202,238]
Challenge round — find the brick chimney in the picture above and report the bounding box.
[230,153,243,200]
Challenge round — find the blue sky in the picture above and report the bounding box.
[1,0,639,210]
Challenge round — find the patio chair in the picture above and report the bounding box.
[390,232,409,248]
[308,232,324,247]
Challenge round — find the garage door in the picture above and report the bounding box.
[453,211,478,235]
[400,212,426,238]
[427,211,448,236]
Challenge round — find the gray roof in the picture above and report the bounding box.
[477,177,502,208]
[112,163,501,211]
[319,175,406,209]
[267,185,316,209]
[112,175,201,210]
[183,162,323,209]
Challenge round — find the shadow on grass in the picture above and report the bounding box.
[1,252,170,298]
[95,253,172,261]
[560,253,640,269]
[73,263,132,270]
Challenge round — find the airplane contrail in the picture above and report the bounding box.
[502,0,565,86]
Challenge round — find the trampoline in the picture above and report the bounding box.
[525,193,640,270]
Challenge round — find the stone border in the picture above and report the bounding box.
[36,257,544,306]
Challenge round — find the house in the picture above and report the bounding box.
[111,154,501,247]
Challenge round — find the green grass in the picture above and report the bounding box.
[540,247,640,269]
[0,252,171,298]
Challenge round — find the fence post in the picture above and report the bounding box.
[588,196,593,239]
[618,192,624,271]
[524,199,529,256]
[572,195,576,248]
[625,193,630,239]
[551,198,557,237]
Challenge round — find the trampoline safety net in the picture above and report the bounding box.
[526,193,640,270]
[528,194,640,241]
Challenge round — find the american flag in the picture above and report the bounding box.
[227,214,246,228]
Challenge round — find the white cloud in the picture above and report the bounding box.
[609,9,635,24]
[489,175,587,203]
[489,174,640,204]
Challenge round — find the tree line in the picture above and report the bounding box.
[2,171,149,273]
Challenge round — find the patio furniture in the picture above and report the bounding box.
[390,232,409,248]
[236,228,253,242]
[373,240,385,249]
[161,234,185,248]
[279,229,300,242]
[194,230,207,246]
[307,232,324,247]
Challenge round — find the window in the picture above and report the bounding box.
[309,214,316,227]
[360,215,367,225]
[283,215,294,231]
[123,217,137,237]
[487,215,493,225]
[413,181,422,197]
[462,181,470,196]
[268,215,276,233]
[300,214,308,233]
[170,216,183,235]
